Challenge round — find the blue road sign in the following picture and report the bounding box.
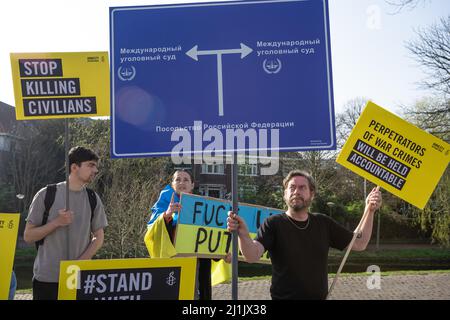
[110,0,335,158]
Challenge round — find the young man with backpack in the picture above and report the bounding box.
[24,146,108,300]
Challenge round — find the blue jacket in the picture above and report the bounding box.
[148,185,179,227]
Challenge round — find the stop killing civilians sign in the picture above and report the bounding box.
[58,257,197,300]
[10,52,110,120]
[337,101,450,209]
[110,0,336,157]
[175,193,283,263]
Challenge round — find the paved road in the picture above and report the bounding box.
[212,273,450,300]
[14,272,450,300]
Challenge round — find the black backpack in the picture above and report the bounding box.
[35,184,97,249]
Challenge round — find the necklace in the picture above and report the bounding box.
[286,214,310,230]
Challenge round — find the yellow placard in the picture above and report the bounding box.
[58,257,197,300]
[10,52,110,120]
[337,101,450,209]
[0,213,20,300]
[174,224,271,263]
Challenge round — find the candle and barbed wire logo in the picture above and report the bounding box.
[166,271,177,286]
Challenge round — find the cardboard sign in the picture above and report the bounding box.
[11,52,110,120]
[337,101,450,209]
[175,193,284,263]
[0,213,20,300]
[58,257,197,300]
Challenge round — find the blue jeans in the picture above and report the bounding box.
[9,271,17,300]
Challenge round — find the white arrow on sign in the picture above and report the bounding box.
[186,43,253,116]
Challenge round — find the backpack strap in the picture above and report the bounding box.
[35,184,57,249]
[35,185,98,250]
[86,188,97,222]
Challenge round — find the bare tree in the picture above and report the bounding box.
[99,158,171,258]
[406,16,450,97]
[11,120,65,213]
[69,119,173,258]
[403,97,450,142]
[335,97,369,149]
[385,0,430,13]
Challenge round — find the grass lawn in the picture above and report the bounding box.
[328,247,450,260]
[238,246,450,277]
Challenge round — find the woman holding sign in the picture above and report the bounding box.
[145,169,229,300]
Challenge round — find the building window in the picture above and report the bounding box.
[199,184,226,199]
[238,163,258,176]
[239,185,257,199]
[201,164,224,175]
[0,135,12,152]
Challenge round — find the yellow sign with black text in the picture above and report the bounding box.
[58,257,197,300]
[0,213,20,300]
[337,101,450,209]
[11,52,110,120]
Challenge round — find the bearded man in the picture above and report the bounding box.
[227,170,382,300]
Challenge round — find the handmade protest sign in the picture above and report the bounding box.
[174,193,283,263]
[337,101,450,209]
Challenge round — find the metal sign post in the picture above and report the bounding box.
[65,119,71,260]
[231,152,239,300]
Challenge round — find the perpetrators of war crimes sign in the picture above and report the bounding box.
[0,213,19,300]
[10,52,110,120]
[58,257,197,300]
[175,194,283,263]
[110,0,336,158]
[337,101,450,209]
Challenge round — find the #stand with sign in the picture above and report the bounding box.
[58,257,197,300]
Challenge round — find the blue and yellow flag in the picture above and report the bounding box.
[144,214,231,286]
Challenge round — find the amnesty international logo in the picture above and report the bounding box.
[166,271,177,286]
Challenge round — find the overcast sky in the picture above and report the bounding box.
[0,0,448,115]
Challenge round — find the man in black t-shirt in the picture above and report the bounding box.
[227,170,382,300]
